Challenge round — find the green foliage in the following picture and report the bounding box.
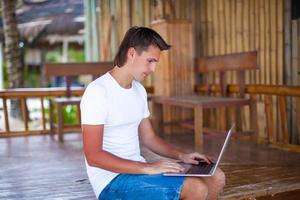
[44,103,79,125]
[68,49,85,62]
[46,49,62,63]
[45,48,85,63]
[62,105,78,124]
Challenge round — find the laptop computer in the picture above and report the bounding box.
[163,124,235,177]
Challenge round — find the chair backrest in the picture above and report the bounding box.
[44,62,113,97]
[195,51,258,97]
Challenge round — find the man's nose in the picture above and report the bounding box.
[149,64,156,73]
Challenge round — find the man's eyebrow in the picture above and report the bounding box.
[147,58,158,62]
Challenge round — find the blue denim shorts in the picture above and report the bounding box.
[98,174,186,200]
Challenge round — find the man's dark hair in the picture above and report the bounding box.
[113,26,171,67]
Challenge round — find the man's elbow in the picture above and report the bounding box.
[84,151,101,167]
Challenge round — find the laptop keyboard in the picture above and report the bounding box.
[186,162,215,174]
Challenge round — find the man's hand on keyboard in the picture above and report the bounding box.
[178,152,213,165]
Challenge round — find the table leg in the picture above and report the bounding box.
[250,95,258,143]
[57,103,64,142]
[194,105,203,152]
[152,102,163,136]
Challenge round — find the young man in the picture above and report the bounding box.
[81,26,225,200]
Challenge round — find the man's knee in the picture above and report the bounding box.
[213,168,226,190]
[181,177,208,199]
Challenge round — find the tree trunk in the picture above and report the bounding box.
[1,0,24,119]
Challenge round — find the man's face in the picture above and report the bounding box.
[128,45,161,81]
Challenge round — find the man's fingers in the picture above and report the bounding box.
[160,160,185,172]
[195,155,211,164]
[190,159,199,165]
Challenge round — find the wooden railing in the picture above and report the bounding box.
[0,86,154,137]
[195,84,300,152]
[1,85,299,152]
[0,87,84,137]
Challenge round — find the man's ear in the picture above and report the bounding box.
[127,47,136,60]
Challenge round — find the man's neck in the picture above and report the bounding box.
[109,66,134,89]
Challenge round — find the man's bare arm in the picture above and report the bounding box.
[138,118,212,164]
[138,118,184,159]
[82,124,183,174]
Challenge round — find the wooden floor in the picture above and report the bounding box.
[1,131,300,200]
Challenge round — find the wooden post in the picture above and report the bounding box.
[264,95,274,143]
[57,103,64,142]
[40,97,46,131]
[150,20,194,134]
[3,97,10,132]
[279,96,289,144]
[284,0,293,139]
[21,97,28,131]
[291,20,299,144]
[49,100,54,135]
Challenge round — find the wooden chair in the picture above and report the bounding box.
[195,51,259,135]
[44,62,113,142]
[151,51,259,150]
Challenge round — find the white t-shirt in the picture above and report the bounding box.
[80,72,150,198]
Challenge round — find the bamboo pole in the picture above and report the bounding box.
[207,0,213,56]
[265,0,271,85]
[270,0,277,85]
[144,0,151,25]
[284,0,292,85]
[110,0,117,58]
[202,0,208,56]
[259,0,265,85]
[219,0,225,55]
[213,0,219,56]
[277,0,284,84]
[224,0,231,54]
[115,0,122,46]
[243,0,250,83]
[249,0,255,83]
[254,0,260,84]
[236,0,243,53]
[212,0,219,89]
[231,0,237,83]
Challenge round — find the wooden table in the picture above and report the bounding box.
[151,95,258,151]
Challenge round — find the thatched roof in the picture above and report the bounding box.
[0,0,83,45]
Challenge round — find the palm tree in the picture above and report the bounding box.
[1,0,24,119]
